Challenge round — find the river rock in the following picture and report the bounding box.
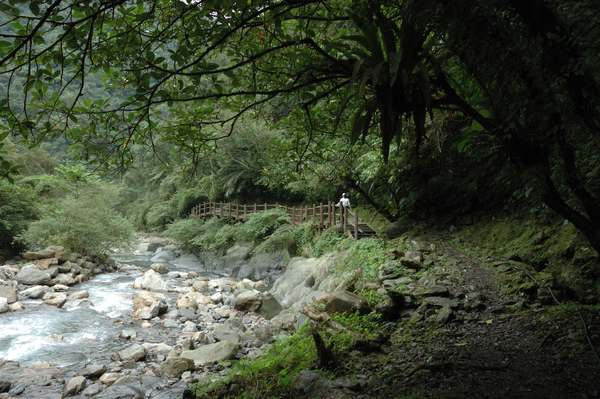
[133,290,167,313]
[325,290,371,316]
[160,357,195,377]
[79,364,107,378]
[63,375,86,397]
[47,246,68,262]
[151,249,177,262]
[20,285,53,299]
[36,257,58,270]
[23,249,55,260]
[147,237,170,253]
[234,290,262,312]
[117,343,146,362]
[82,383,103,397]
[42,292,67,307]
[213,321,242,343]
[94,376,187,399]
[0,298,8,314]
[0,285,17,304]
[8,302,24,312]
[67,290,89,300]
[134,269,170,291]
[180,340,239,366]
[14,265,52,285]
[177,295,199,310]
[291,370,353,399]
[151,263,169,274]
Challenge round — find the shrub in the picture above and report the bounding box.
[191,219,236,250]
[253,224,297,254]
[234,208,291,243]
[0,180,38,258]
[19,189,135,258]
[163,217,206,245]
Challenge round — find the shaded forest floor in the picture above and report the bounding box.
[351,237,600,399]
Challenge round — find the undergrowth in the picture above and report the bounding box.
[189,323,319,399]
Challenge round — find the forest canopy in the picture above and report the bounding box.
[1,0,600,252]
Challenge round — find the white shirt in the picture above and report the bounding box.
[339,198,350,207]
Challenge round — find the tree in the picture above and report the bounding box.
[1,0,600,253]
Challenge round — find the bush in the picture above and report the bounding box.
[191,218,235,250]
[234,208,291,243]
[163,217,206,245]
[20,189,135,258]
[190,322,317,398]
[253,224,297,254]
[0,180,38,259]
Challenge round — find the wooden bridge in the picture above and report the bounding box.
[190,202,377,239]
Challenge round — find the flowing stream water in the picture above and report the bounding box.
[0,249,282,381]
[0,254,171,376]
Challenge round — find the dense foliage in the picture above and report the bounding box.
[1,0,600,257]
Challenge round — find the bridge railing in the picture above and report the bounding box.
[190,201,359,238]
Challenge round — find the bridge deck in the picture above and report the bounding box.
[190,202,377,239]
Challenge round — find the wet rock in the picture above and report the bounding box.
[0,298,8,314]
[14,265,52,285]
[213,320,243,343]
[42,292,67,307]
[79,364,107,378]
[180,340,239,366]
[67,290,89,301]
[36,257,58,270]
[133,269,171,292]
[234,290,262,312]
[117,344,146,362]
[151,263,169,274]
[82,382,102,396]
[0,380,10,393]
[23,249,56,260]
[63,375,86,397]
[160,357,195,377]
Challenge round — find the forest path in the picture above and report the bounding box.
[365,237,600,399]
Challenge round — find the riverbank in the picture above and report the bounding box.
[0,237,294,398]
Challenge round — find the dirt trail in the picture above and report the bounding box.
[369,238,600,399]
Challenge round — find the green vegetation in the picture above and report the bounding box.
[190,323,318,399]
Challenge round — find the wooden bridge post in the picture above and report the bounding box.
[292,206,296,225]
[243,204,247,219]
[228,203,232,219]
[354,210,358,239]
[319,203,324,229]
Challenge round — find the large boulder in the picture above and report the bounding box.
[147,237,170,253]
[22,249,56,260]
[14,265,52,286]
[63,376,86,397]
[325,290,371,316]
[150,263,169,274]
[180,340,239,366]
[133,269,170,291]
[117,344,146,362]
[160,357,195,377]
[132,291,168,319]
[0,297,8,314]
[234,290,262,312]
[290,370,354,399]
[0,285,17,304]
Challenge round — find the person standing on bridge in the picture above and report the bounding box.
[336,193,352,212]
